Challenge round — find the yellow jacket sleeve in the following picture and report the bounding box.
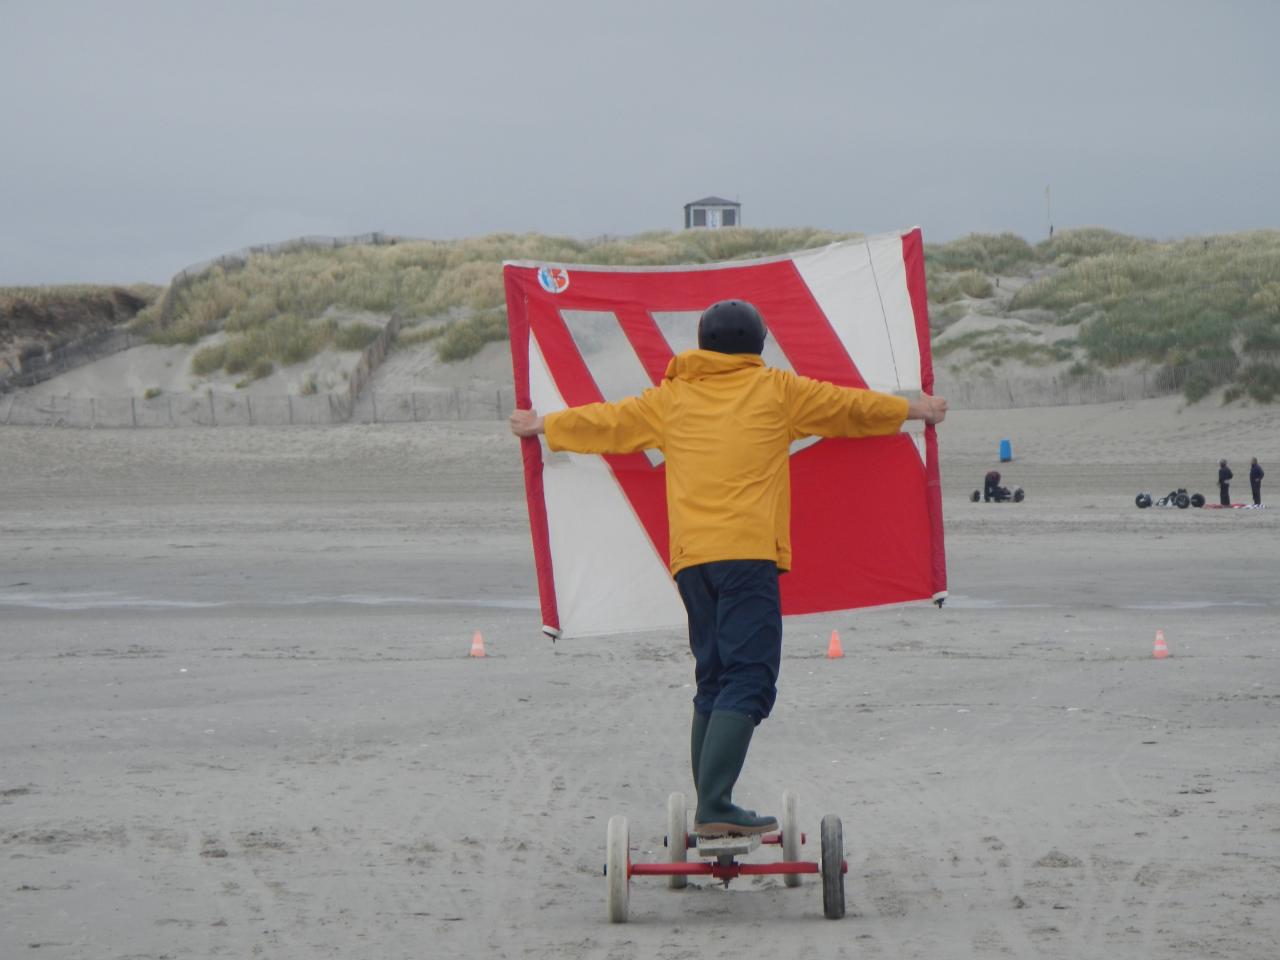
[544,387,666,454]
[784,374,909,440]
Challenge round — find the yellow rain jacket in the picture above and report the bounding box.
[544,349,909,575]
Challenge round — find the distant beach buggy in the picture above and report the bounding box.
[1134,488,1206,509]
[970,470,1024,503]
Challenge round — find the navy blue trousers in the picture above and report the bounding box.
[675,559,781,724]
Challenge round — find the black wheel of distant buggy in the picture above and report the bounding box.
[1176,493,1190,509]
[1012,487,1025,503]
[1190,493,1205,508]
[820,814,845,920]
[666,792,688,889]
[970,490,980,502]
[1135,493,1152,508]
[781,790,802,888]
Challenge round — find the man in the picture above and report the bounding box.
[1218,459,1233,506]
[983,470,1010,502]
[510,300,946,836]
[1250,457,1264,506]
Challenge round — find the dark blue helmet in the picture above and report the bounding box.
[697,300,767,355]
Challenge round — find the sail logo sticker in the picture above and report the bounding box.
[537,266,570,294]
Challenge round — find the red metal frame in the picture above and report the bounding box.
[626,830,847,882]
[632,860,840,881]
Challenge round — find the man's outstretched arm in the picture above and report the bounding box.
[509,390,664,454]
[787,373,948,439]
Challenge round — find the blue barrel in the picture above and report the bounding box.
[999,438,1012,462]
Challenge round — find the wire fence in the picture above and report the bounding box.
[935,368,1187,409]
[0,386,517,428]
[1,329,146,393]
[3,372,1195,427]
[3,375,1177,426]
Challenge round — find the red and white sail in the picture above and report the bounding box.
[505,229,946,638]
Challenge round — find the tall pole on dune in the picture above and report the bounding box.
[1045,184,1053,239]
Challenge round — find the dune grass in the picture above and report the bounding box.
[925,232,1038,275]
[1230,361,1280,403]
[933,326,1075,368]
[1,283,161,309]
[136,228,856,377]
[928,270,995,303]
[138,227,858,350]
[333,322,382,352]
[3,284,161,349]
[1007,231,1280,399]
[134,226,1280,403]
[435,308,510,362]
[189,314,338,380]
[394,322,447,348]
[1036,227,1154,265]
[922,228,1280,401]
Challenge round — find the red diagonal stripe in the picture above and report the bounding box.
[527,294,671,566]
[614,305,674,384]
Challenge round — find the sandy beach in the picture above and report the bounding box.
[2,397,1279,959]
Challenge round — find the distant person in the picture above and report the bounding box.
[983,470,1010,502]
[1218,459,1233,506]
[1250,457,1264,506]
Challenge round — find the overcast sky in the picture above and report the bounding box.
[2,0,1276,284]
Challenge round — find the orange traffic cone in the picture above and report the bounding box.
[1152,629,1169,659]
[827,629,844,659]
[469,630,487,658]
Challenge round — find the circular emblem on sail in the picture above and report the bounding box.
[537,266,570,294]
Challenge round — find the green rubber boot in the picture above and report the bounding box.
[692,709,761,820]
[690,710,711,788]
[693,711,778,837]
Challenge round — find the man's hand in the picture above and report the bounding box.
[907,394,948,426]
[509,407,545,438]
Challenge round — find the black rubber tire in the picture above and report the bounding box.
[970,490,980,502]
[1176,493,1190,509]
[1135,493,1151,508]
[1191,493,1205,508]
[820,814,845,920]
[1012,487,1025,503]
